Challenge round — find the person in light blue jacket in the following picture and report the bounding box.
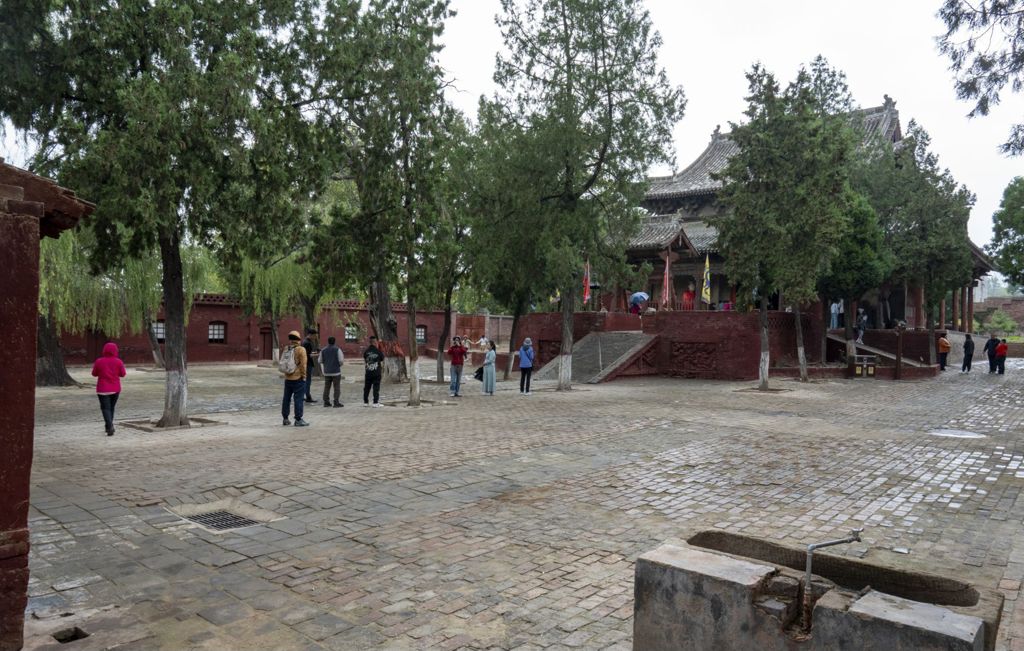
[519,337,535,395]
[483,341,497,395]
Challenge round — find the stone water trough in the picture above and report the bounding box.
[634,531,1003,651]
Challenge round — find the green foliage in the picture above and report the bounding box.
[484,0,686,303]
[938,0,1024,154]
[716,59,858,306]
[988,176,1024,285]
[40,229,220,336]
[818,192,891,306]
[854,121,975,315]
[984,308,1019,335]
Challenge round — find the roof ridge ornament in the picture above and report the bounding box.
[883,94,895,110]
[711,124,723,140]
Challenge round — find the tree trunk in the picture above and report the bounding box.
[156,230,189,428]
[505,306,522,381]
[820,295,829,364]
[758,295,770,391]
[926,304,937,366]
[793,303,808,382]
[557,282,576,391]
[35,311,79,387]
[843,297,856,364]
[143,312,165,368]
[368,278,407,383]
[406,291,421,406]
[436,284,453,383]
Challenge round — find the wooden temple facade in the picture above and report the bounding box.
[615,96,996,331]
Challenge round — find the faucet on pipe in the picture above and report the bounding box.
[804,528,864,597]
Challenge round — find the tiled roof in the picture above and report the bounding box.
[629,214,686,250]
[682,221,719,253]
[646,98,902,201]
[646,130,738,200]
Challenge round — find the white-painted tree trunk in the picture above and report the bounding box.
[758,295,770,391]
[558,353,572,390]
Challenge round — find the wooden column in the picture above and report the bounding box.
[962,287,969,332]
[967,283,975,333]
[939,299,946,330]
[951,288,960,332]
[0,191,42,651]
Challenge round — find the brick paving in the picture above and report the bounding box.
[21,360,1024,650]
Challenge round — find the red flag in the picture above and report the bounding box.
[582,259,591,304]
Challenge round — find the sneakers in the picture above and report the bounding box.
[372,403,382,408]
[304,398,317,403]
[282,418,291,426]
[363,403,370,407]
[333,403,344,408]
[323,402,331,408]
[294,419,310,427]
[524,392,532,396]
[106,427,114,436]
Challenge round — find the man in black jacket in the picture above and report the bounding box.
[363,336,384,407]
[961,333,975,373]
[302,331,319,402]
[983,333,1000,373]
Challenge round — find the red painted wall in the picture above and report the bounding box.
[0,208,40,650]
[510,309,821,381]
[61,296,452,366]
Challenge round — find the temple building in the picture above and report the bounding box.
[620,96,995,332]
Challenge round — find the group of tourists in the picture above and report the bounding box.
[278,330,386,426]
[444,336,534,396]
[938,332,1011,375]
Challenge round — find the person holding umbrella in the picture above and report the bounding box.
[629,291,649,315]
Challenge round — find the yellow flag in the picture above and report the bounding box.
[701,254,712,304]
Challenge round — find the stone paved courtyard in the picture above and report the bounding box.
[22,359,1024,650]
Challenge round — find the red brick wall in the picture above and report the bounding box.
[513,309,819,380]
[61,297,452,366]
[978,296,1024,327]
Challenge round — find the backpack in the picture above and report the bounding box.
[279,346,298,374]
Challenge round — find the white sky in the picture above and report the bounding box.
[437,0,1024,247]
[4,1,1019,247]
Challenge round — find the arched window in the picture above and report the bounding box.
[208,321,227,344]
[415,325,427,344]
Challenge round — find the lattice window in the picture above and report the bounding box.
[208,321,227,344]
[415,325,427,344]
[345,325,358,342]
[152,320,166,343]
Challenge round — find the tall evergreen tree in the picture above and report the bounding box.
[490,0,685,390]
[988,176,1024,286]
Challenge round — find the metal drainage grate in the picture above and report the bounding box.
[184,510,261,531]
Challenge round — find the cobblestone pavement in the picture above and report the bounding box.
[23,360,1024,650]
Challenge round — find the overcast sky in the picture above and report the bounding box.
[437,0,1024,246]
[4,1,1019,247]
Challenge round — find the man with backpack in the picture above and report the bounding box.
[280,330,310,427]
[363,335,384,407]
[320,335,344,408]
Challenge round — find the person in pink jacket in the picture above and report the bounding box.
[92,342,127,436]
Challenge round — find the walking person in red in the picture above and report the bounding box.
[447,336,468,397]
[91,342,127,436]
[996,339,1009,375]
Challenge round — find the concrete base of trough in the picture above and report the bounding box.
[634,538,1001,651]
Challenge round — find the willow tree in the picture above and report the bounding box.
[38,230,219,385]
[2,1,341,426]
[491,0,686,390]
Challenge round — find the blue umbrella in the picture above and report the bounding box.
[630,291,650,305]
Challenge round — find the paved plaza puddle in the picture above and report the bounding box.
[928,429,987,439]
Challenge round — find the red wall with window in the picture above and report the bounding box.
[60,295,451,365]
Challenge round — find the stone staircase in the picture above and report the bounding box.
[533,331,655,384]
